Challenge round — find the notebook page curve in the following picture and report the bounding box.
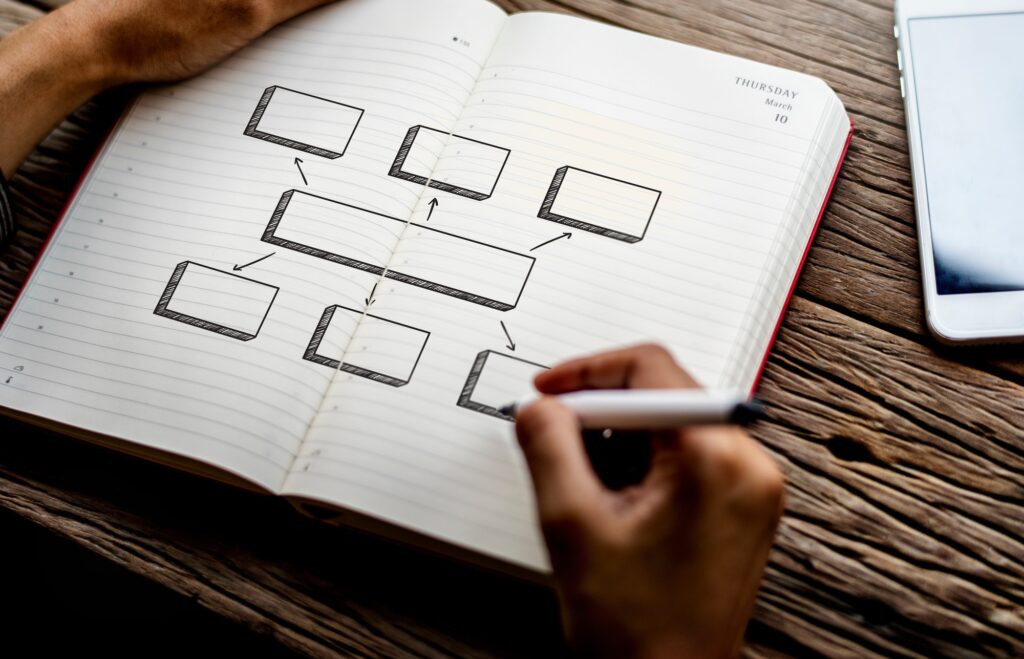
[284,11,848,570]
[0,0,506,491]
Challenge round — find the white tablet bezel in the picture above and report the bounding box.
[895,0,1024,343]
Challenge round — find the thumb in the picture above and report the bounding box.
[515,398,604,529]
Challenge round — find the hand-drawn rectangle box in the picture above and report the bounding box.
[263,190,535,311]
[304,305,429,387]
[457,350,549,421]
[389,125,510,201]
[244,86,364,159]
[538,166,662,243]
[153,261,278,341]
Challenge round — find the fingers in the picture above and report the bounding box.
[675,426,785,521]
[535,343,697,394]
[515,398,605,532]
[526,344,782,533]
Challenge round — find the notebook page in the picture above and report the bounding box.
[0,0,506,492]
[285,12,847,570]
[730,102,851,390]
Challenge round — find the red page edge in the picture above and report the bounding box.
[0,115,122,333]
[748,120,856,396]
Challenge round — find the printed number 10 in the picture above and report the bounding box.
[775,114,789,124]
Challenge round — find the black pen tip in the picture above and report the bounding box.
[498,404,515,418]
[729,399,765,425]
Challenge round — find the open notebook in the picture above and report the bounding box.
[0,0,851,574]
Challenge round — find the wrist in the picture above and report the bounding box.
[0,6,112,176]
[42,2,124,91]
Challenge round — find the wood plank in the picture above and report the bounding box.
[748,297,1024,657]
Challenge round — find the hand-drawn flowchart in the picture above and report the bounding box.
[389,125,510,201]
[457,350,550,420]
[154,261,279,341]
[263,189,536,311]
[304,304,429,387]
[539,166,662,243]
[152,84,662,416]
[244,85,364,159]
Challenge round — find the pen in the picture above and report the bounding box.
[500,389,764,429]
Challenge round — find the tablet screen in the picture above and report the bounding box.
[909,11,1024,295]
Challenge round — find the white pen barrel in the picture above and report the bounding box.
[558,389,748,429]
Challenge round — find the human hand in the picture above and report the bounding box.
[0,0,337,176]
[515,345,784,658]
[51,0,337,86]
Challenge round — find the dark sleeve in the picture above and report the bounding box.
[0,171,12,244]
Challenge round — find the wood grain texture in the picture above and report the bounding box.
[1,0,1022,657]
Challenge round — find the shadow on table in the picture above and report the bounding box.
[931,340,1024,363]
[0,505,305,657]
[0,419,565,657]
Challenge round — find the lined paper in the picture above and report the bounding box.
[284,11,848,570]
[0,0,847,571]
[0,0,507,491]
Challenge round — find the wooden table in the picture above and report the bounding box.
[2,0,1022,656]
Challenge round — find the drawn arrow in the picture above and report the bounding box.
[233,252,275,271]
[294,157,308,186]
[426,197,439,221]
[500,320,516,351]
[365,282,379,306]
[530,232,572,252]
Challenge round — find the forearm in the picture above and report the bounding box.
[0,0,333,180]
[0,8,112,178]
